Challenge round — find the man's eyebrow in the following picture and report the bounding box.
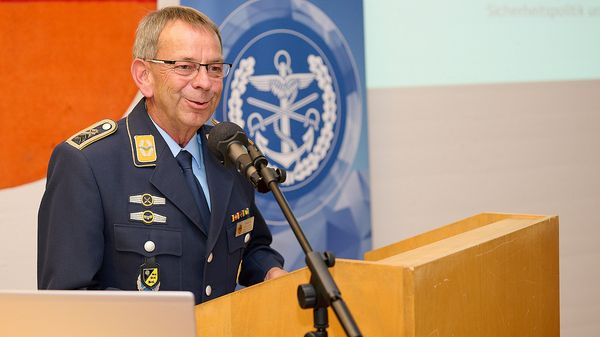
[180,57,225,63]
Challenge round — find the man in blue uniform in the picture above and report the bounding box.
[37,6,286,304]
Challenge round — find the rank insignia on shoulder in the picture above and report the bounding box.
[66,119,117,150]
[230,208,250,222]
[134,135,157,163]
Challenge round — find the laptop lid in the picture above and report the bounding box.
[0,290,197,337]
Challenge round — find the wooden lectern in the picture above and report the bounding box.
[195,213,559,337]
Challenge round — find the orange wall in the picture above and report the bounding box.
[0,0,155,188]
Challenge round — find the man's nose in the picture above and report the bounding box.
[190,66,212,89]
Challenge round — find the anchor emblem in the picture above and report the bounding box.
[228,50,337,185]
[245,50,320,168]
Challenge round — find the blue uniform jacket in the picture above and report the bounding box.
[38,99,284,304]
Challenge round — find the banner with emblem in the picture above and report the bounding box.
[187,0,371,270]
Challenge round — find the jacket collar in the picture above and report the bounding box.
[126,98,164,167]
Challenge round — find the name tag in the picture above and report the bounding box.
[235,216,254,237]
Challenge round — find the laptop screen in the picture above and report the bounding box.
[0,290,197,337]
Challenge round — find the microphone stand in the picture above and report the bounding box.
[247,141,362,337]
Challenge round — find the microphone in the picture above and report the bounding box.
[206,122,262,187]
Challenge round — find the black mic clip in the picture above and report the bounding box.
[247,140,286,193]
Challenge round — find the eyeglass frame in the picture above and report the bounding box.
[144,59,233,79]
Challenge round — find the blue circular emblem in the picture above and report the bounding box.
[219,0,363,225]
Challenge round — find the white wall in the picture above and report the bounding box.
[0,181,42,290]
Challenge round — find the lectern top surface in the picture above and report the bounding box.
[0,290,197,337]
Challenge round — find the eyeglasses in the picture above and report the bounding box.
[145,59,232,78]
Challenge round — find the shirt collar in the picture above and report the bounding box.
[148,116,204,165]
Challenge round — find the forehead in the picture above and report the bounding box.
[156,20,221,59]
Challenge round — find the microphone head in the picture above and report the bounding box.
[207,121,249,164]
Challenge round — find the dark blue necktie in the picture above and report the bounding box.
[175,150,211,230]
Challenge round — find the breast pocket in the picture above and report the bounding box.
[226,214,255,254]
[114,224,182,257]
[226,224,247,254]
[113,224,182,290]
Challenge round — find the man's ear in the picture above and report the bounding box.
[131,59,154,98]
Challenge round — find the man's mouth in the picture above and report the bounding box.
[186,98,210,108]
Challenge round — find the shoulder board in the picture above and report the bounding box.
[66,119,117,150]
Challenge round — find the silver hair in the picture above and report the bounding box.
[132,6,222,59]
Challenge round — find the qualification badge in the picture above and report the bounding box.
[137,258,160,291]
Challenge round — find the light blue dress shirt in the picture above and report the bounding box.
[150,118,212,210]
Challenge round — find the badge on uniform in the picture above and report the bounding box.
[235,216,255,237]
[130,210,167,224]
[134,135,157,163]
[137,258,160,291]
[129,193,166,207]
[66,119,117,150]
[231,208,250,222]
